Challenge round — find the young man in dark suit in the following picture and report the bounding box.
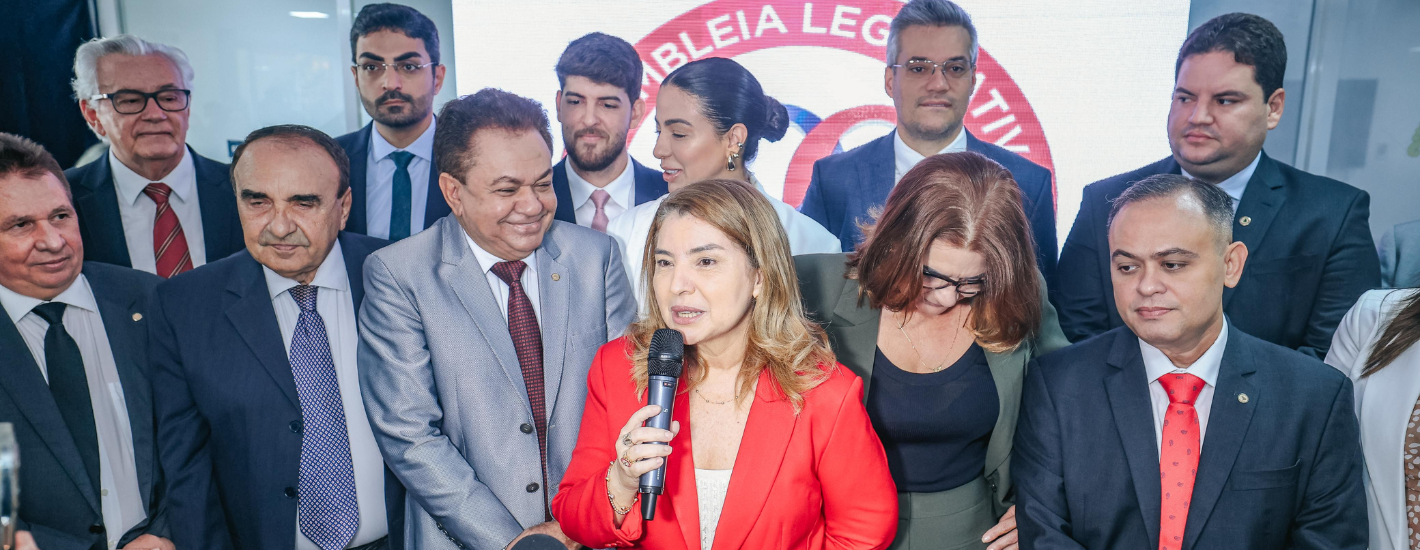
[797,0,1057,286]
[1055,13,1379,357]
[1014,174,1366,550]
[0,133,173,550]
[66,35,244,277]
[550,32,666,232]
[148,126,400,550]
[335,3,451,241]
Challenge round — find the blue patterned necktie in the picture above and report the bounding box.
[288,285,359,550]
[389,151,415,241]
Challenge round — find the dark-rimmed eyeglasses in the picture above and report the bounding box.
[89,89,191,115]
[354,62,437,78]
[890,59,974,81]
[922,266,986,298]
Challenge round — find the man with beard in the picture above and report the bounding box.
[335,3,451,241]
[550,33,667,232]
[1054,14,1379,358]
[798,0,1057,288]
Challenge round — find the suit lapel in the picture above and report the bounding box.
[828,277,879,403]
[422,127,450,228]
[551,160,577,224]
[347,123,373,235]
[338,232,368,310]
[223,253,300,408]
[665,388,699,550]
[436,218,533,413]
[87,268,157,507]
[535,230,570,418]
[1224,154,1286,308]
[712,370,799,550]
[982,346,1024,477]
[1181,331,1257,550]
[191,148,238,259]
[852,133,896,234]
[1103,331,1163,548]
[73,153,134,268]
[0,306,102,513]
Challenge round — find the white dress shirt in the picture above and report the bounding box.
[1140,321,1229,451]
[0,276,146,550]
[366,119,437,240]
[566,157,636,228]
[109,148,208,274]
[893,128,968,184]
[606,174,841,312]
[463,232,543,323]
[1182,151,1260,214]
[262,242,388,549]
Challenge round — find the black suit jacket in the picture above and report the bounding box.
[334,122,451,237]
[1055,154,1380,358]
[0,262,167,550]
[1013,326,1367,550]
[147,232,403,550]
[550,156,667,225]
[65,147,244,269]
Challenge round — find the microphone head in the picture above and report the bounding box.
[648,329,685,378]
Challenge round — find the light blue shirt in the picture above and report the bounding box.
[1182,152,1260,214]
[366,118,436,239]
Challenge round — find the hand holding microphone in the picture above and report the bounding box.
[607,329,684,521]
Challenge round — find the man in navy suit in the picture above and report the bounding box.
[0,133,172,550]
[1014,174,1366,550]
[550,32,666,231]
[1055,14,1379,357]
[334,3,451,241]
[798,0,1056,285]
[66,35,244,277]
[149,125,401,550]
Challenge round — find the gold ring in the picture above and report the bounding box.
[620,451,634,468]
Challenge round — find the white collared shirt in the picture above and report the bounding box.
[566,157,635,228]
[1182,152,1260,214]
[109,148,208,274]
[463,232,542,323]
[366,118,437,240]
[1140,321,1229,451]
[0,276,146,549]
[261,242,388,549]
[893,129,968,184]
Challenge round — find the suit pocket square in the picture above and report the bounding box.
[1226,461,1301,491]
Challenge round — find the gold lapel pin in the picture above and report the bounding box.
[132,313,143,322]
[551,273,560,281]
[1237,393,1249,403]
[1239,216,1252,226]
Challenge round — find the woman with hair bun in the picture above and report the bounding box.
[607,57,841,308]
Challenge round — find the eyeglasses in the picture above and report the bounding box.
[354,62,437,78]
[890,59,974,81]
[89,89,191,115]
[922,266,986,298]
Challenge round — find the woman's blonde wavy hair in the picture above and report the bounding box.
[626,179,834,411]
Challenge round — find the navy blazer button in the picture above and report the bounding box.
[520,423,534,434]
[526,482,540,493]
[88,524,105,534]
[290,420,303,433]
[284,487,298,499]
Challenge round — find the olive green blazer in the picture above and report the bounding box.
[794,253,1071,516]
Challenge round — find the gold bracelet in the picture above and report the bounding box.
[606,461,636,516]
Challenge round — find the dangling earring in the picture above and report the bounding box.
[726,151,740,172]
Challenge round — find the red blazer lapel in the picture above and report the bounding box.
[665,388,700,550]
[711,370,800,549]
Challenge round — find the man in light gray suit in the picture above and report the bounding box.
[1380,218,1420,288]
[357,88,635,549]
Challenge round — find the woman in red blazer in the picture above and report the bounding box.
[552,179,898,549]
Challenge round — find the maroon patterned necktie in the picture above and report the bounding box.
[142,182,193,278]
[489,260,550,517]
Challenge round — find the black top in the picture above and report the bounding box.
[866,343,998,493]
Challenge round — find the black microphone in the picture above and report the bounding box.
[639,329,684,520]
[510,534,565,550]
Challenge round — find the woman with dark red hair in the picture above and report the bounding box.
[797,151,1069,550]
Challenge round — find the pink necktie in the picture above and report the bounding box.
[590,189,611,233]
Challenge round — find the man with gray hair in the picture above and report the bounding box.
[798,0,1057,288]
[65,34,243,278]
[1013,173,1366,549]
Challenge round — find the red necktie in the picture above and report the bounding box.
[142,183,193,278]
[489,260,550,518]
[1158,373,1205,550]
